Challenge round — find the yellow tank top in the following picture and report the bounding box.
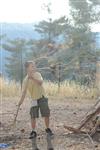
[23,72,45,100]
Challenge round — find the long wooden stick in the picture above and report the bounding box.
[13,106,20,125]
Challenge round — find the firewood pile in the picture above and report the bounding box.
[64,97,100,139]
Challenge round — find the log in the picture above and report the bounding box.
[64,99,100,135]
[78,106,100,130]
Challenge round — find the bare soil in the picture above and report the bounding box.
[0,96,100,150]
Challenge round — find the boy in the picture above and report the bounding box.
[18,61,54,140]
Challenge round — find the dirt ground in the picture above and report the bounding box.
[0,96,100,150]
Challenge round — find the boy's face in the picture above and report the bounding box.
[27,63,36,73]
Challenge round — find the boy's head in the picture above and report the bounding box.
[24,61,36,73]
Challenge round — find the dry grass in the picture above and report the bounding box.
[0,77,21,97]
[44,81,98,99]
[0,77,98,98]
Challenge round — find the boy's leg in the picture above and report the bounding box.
[44,116,49,129]
[30,118,37,139]
[30,106,39,150]
[31,118,36,129]
[30,106,39,130]
[30,106,39,137]
[39,98,54,136]
[44,116,54,137]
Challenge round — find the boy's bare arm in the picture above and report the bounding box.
[31,76,43,85]
[28,73,43,85]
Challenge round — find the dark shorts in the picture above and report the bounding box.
[30,97,50,118]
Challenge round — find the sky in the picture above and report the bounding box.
[0,0,68,23]
[0,0,100,31]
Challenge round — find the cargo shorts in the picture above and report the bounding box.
[30,96,50,118]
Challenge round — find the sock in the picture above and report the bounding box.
[32,129,35,132]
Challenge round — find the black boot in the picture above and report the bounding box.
[29,131,37,139]
[45,128,54,137]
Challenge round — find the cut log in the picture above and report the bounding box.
[64,97,100,136]
[78,106,100,130]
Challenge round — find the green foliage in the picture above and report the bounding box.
[2,0,100,85]
[35,16,68,43]
[3,39,29,87]
[63,0,99,79]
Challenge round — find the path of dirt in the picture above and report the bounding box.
[0,96,100,150]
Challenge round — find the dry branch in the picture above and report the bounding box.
[64,97,100,136]
[78,106,100,130]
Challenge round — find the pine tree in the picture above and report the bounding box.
[62,0,100,83]
[3,39,28,88]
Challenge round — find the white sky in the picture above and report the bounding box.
[0,0,68,23]
[0,0,100,31]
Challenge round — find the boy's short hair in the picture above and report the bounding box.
[24,61,35,68]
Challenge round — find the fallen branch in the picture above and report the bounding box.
[64,97,100,136]
[64,125,86,133]
[78,106,100,130]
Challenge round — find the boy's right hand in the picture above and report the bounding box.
[28,71,35,80]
